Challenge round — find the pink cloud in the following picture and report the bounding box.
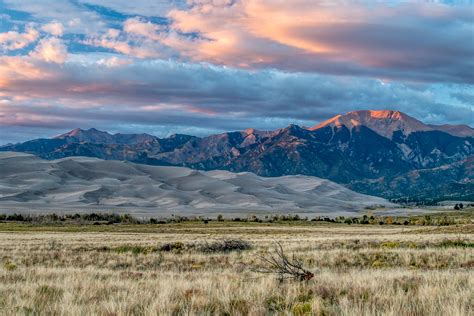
[0,26,39,51]
[123,17,162,40]
[165,0,473,82]
[0,56,55,88]
[41,22,65,36]
[30,37,68,64]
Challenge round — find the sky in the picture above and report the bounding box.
[0,0,473,144]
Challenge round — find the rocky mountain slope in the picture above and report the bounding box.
[0,152,392,216]
[2,110,473,200]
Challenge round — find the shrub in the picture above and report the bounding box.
[438,239,474,248]
[113,245,157,255]
[381,241,401,249]
[198,239,252,253]
[266,295,287,312]
[293,302,312,315]
[3,262,17,271]
[256,242,314,282]
[160,242,185,252]
[371,260,387,268]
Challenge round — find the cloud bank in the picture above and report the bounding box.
[0,0,472,143]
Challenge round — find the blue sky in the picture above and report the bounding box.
[0,0,473,143]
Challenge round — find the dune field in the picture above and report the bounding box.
[0,152,393,217]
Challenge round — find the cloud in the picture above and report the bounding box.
[41,22,64,36]
[165,0,474,83]
[0,54,472,144]
[83,29,163,58]
[30,37,68,64]
[0,25,39,51]
[3,0,107,33]
[123,17,162,40]
[84,17,174,58]
[77,0,186,16]
[4,1,472,84]
[0,0,472,143]
[0,56,55,85]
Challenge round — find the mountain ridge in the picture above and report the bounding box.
[309,110,474,138]
[2,110,473,200]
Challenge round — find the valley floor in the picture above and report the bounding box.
[0,221,472,315]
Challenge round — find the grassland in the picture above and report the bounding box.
[0,216,472,315]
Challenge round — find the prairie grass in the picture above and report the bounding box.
[0,222,472,315]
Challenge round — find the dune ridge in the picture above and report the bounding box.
[0,152,393,216]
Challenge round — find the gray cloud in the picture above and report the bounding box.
[0,55,472,143]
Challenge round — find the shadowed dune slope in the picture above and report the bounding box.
[0,152,393,215]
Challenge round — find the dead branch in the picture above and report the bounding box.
[255,242,314,282]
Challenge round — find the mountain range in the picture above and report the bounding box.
[2,110,473,201]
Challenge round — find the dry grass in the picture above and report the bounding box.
[0,223,472,315]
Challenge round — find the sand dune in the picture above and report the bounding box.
[0,152,394,217]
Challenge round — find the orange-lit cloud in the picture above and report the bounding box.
[164,0,473,82]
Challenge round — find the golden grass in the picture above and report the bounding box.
[0,223,472,315]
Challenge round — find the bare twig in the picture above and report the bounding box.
[255,242,314,282]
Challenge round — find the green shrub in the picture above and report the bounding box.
[3,262,17,271]
[381,241,401,249]
[438,239,474,248]
[293,302,312,315]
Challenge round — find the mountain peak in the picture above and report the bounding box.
[54,128,116,144]
[244,128,256,135]
[62,128,82,137]
[309,109,431,139]
[350,109,403,120]
[55,128,110,139]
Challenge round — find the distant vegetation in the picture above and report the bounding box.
[0,209,472,227]
[390,197,474,206]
